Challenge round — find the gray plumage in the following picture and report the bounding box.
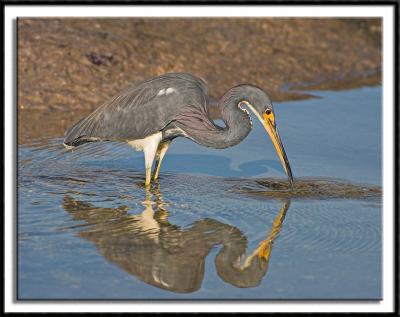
[64,72,293,185]
[64,73,209,146]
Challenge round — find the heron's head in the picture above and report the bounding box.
[238,85,293,185]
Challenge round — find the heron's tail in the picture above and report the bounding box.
[63,117,102,149]
[63,137,101,149]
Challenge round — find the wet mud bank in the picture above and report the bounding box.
[18,18,381,144]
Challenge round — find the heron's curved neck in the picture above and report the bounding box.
[209,86,252,148]
[174,86,252,149]
[221,86,253,138]
[185,87,252,149]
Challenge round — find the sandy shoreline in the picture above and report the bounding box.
[18,18,381,144]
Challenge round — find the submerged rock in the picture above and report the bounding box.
[235,177,381,200]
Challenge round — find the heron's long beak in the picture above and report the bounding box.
[262,112,294,185]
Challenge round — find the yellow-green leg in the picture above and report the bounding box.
[153,141,171,180]
[145,167,152,187]
[128,133,163,187]
[142,137,162,187]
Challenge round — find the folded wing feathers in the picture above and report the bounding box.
[64,73,209,146]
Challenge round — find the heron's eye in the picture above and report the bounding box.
[265,109,272,115]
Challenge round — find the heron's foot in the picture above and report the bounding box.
[257,239,273,261]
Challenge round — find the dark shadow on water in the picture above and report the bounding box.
[61,183,290,294]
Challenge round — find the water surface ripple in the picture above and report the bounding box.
[18,87,382,299]
[18,138,381,298]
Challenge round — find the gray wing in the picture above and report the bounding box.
[64,73,209,146]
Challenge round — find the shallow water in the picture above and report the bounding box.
[18,86,382,299]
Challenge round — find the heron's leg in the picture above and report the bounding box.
[144,150,156,186]
[153,141,171,180]
[143,138,162,187]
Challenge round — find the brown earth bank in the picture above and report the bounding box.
[18,18,381,144]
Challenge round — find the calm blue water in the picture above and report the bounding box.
[18,86,382,299]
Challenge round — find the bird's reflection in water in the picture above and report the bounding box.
[62,184,290,293]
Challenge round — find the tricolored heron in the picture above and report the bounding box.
[64,73,293,186]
